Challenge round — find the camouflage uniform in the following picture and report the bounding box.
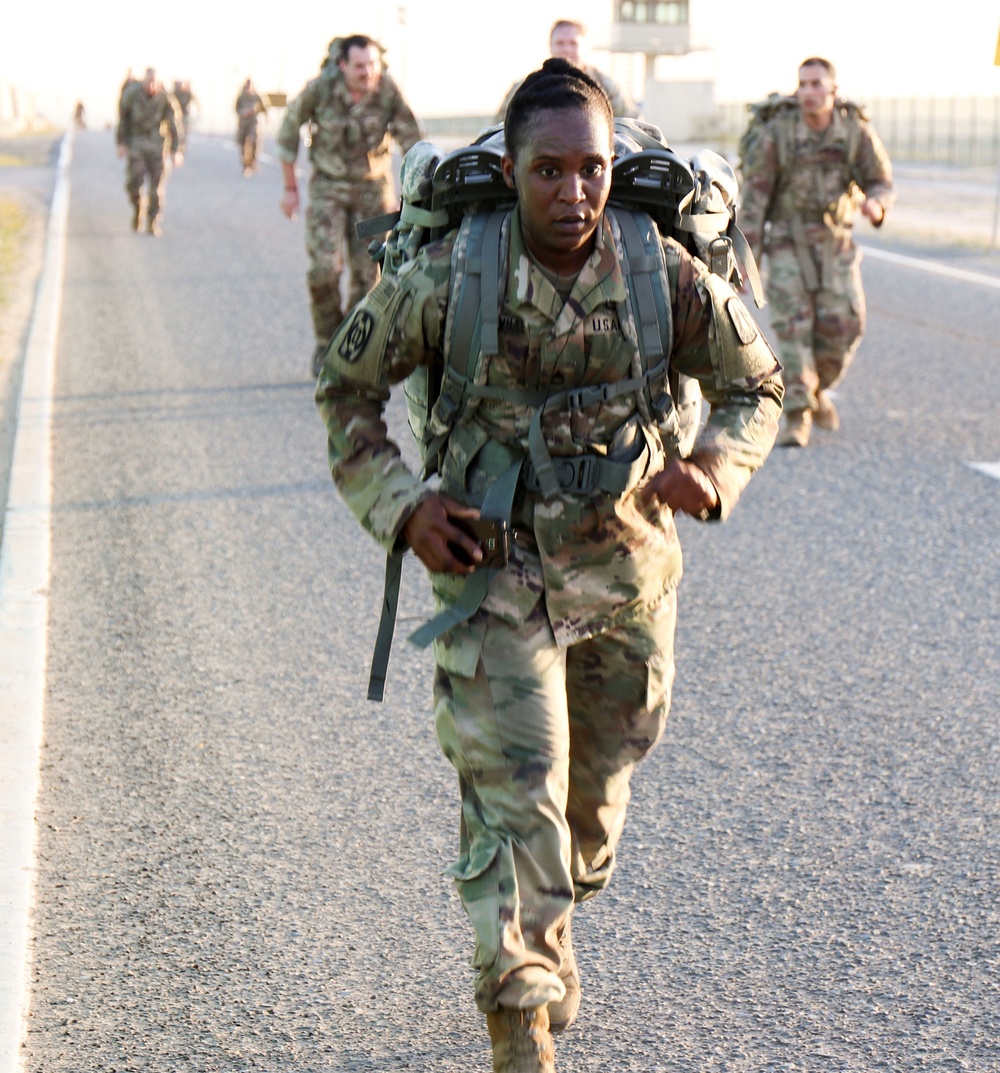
[738,101,894,415]
[496,65,637,122]
[235,87,266,172]
[173,82,195,149]
[276,69,420,347]
[316,207,782,1014]
[116,81,180,231]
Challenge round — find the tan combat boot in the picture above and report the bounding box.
[547,918,581,1034]
[486,1006,555,1073]
[778,408,812,447]
[814,390,840,431]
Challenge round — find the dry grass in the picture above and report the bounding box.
[0,196,28,307]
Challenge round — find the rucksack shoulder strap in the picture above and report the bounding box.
[609,208,674,424]
[367,208,510,701]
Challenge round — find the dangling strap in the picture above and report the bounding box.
[407,459,523,649]
[367,551,404,702]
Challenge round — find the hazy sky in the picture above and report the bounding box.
[3,0,999,132]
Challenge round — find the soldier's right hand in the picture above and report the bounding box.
[403,494,483,574]
[280,188,299,220]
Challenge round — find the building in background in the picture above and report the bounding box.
[0,81,41,134]
[608,0,717,144]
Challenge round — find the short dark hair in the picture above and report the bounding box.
[799,56,836,80]
[550,19,586,38]
[505,57,613,160]
[339,35,378,63]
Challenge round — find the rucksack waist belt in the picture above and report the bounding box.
[522,449,648,496]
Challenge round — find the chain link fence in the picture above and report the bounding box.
[715,96,1000,167]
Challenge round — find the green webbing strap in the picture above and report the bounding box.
[400,202,451,229]
[478,211,505,355]
[525,363,667,499]
[355,210,401,240]
[616,209,667,358]
[407,459,523,650]
[367,551,404,702]
[522,449,649,496]
[422,210,510,472]
[728,223,766,308]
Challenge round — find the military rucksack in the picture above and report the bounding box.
[355,118,764,700]
[737,93,868,185]
[358,117,763,479]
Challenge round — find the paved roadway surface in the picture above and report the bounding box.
[1,129,999,1071]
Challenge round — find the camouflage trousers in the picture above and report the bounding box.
[305,176,394,347]
[125,145,168,222]
[764,233,866,413]
[237,120,257,170]
[433,590,676,1013]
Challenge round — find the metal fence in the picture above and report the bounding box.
[421,97,1000,168]
[715,96,1000,167]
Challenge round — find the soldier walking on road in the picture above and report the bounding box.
[235,78,267,176]
[738,56,894,446]
[117,67,183,238]
[277,33,421,377]
[495,19,638,122]
[172,80,197,149]
[316,58,782,1072]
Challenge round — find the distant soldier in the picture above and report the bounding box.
[276,33,421,377]
[235,78,267,176]
[172,80,197,149]
[117,67,183,237]
[738,57,894,446]
[495,19,638,122]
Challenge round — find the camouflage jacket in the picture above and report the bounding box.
[496,64,637,122]
[276,70,420,184]
[738,101,894,257]
[235,90,265,133]
[117,82,179,153]
[236,89,265,118]
[316,207,782,647]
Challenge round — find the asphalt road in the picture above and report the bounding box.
[6,129,1000,1071]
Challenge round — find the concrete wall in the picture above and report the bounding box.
[642,79,716,144]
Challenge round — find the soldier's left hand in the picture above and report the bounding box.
[637,459,719,519]
[173,151,185,169]
[861,197,884,226]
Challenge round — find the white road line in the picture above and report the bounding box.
[0,130,71,1072]
[861,244,1000,289]
[968,462,1000,481]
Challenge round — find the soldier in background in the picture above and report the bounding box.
[738,57,894,446]
[277,33,421,377]
[316,58,782,1073]
[235,78,267,176]
[495,19,638,122]
[172,80,197,149]
[117,68,182,237]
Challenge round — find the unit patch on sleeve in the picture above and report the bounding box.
[338,310,375,363]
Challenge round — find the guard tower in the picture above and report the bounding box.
[608,1,712,141]
[610,1,691,57]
